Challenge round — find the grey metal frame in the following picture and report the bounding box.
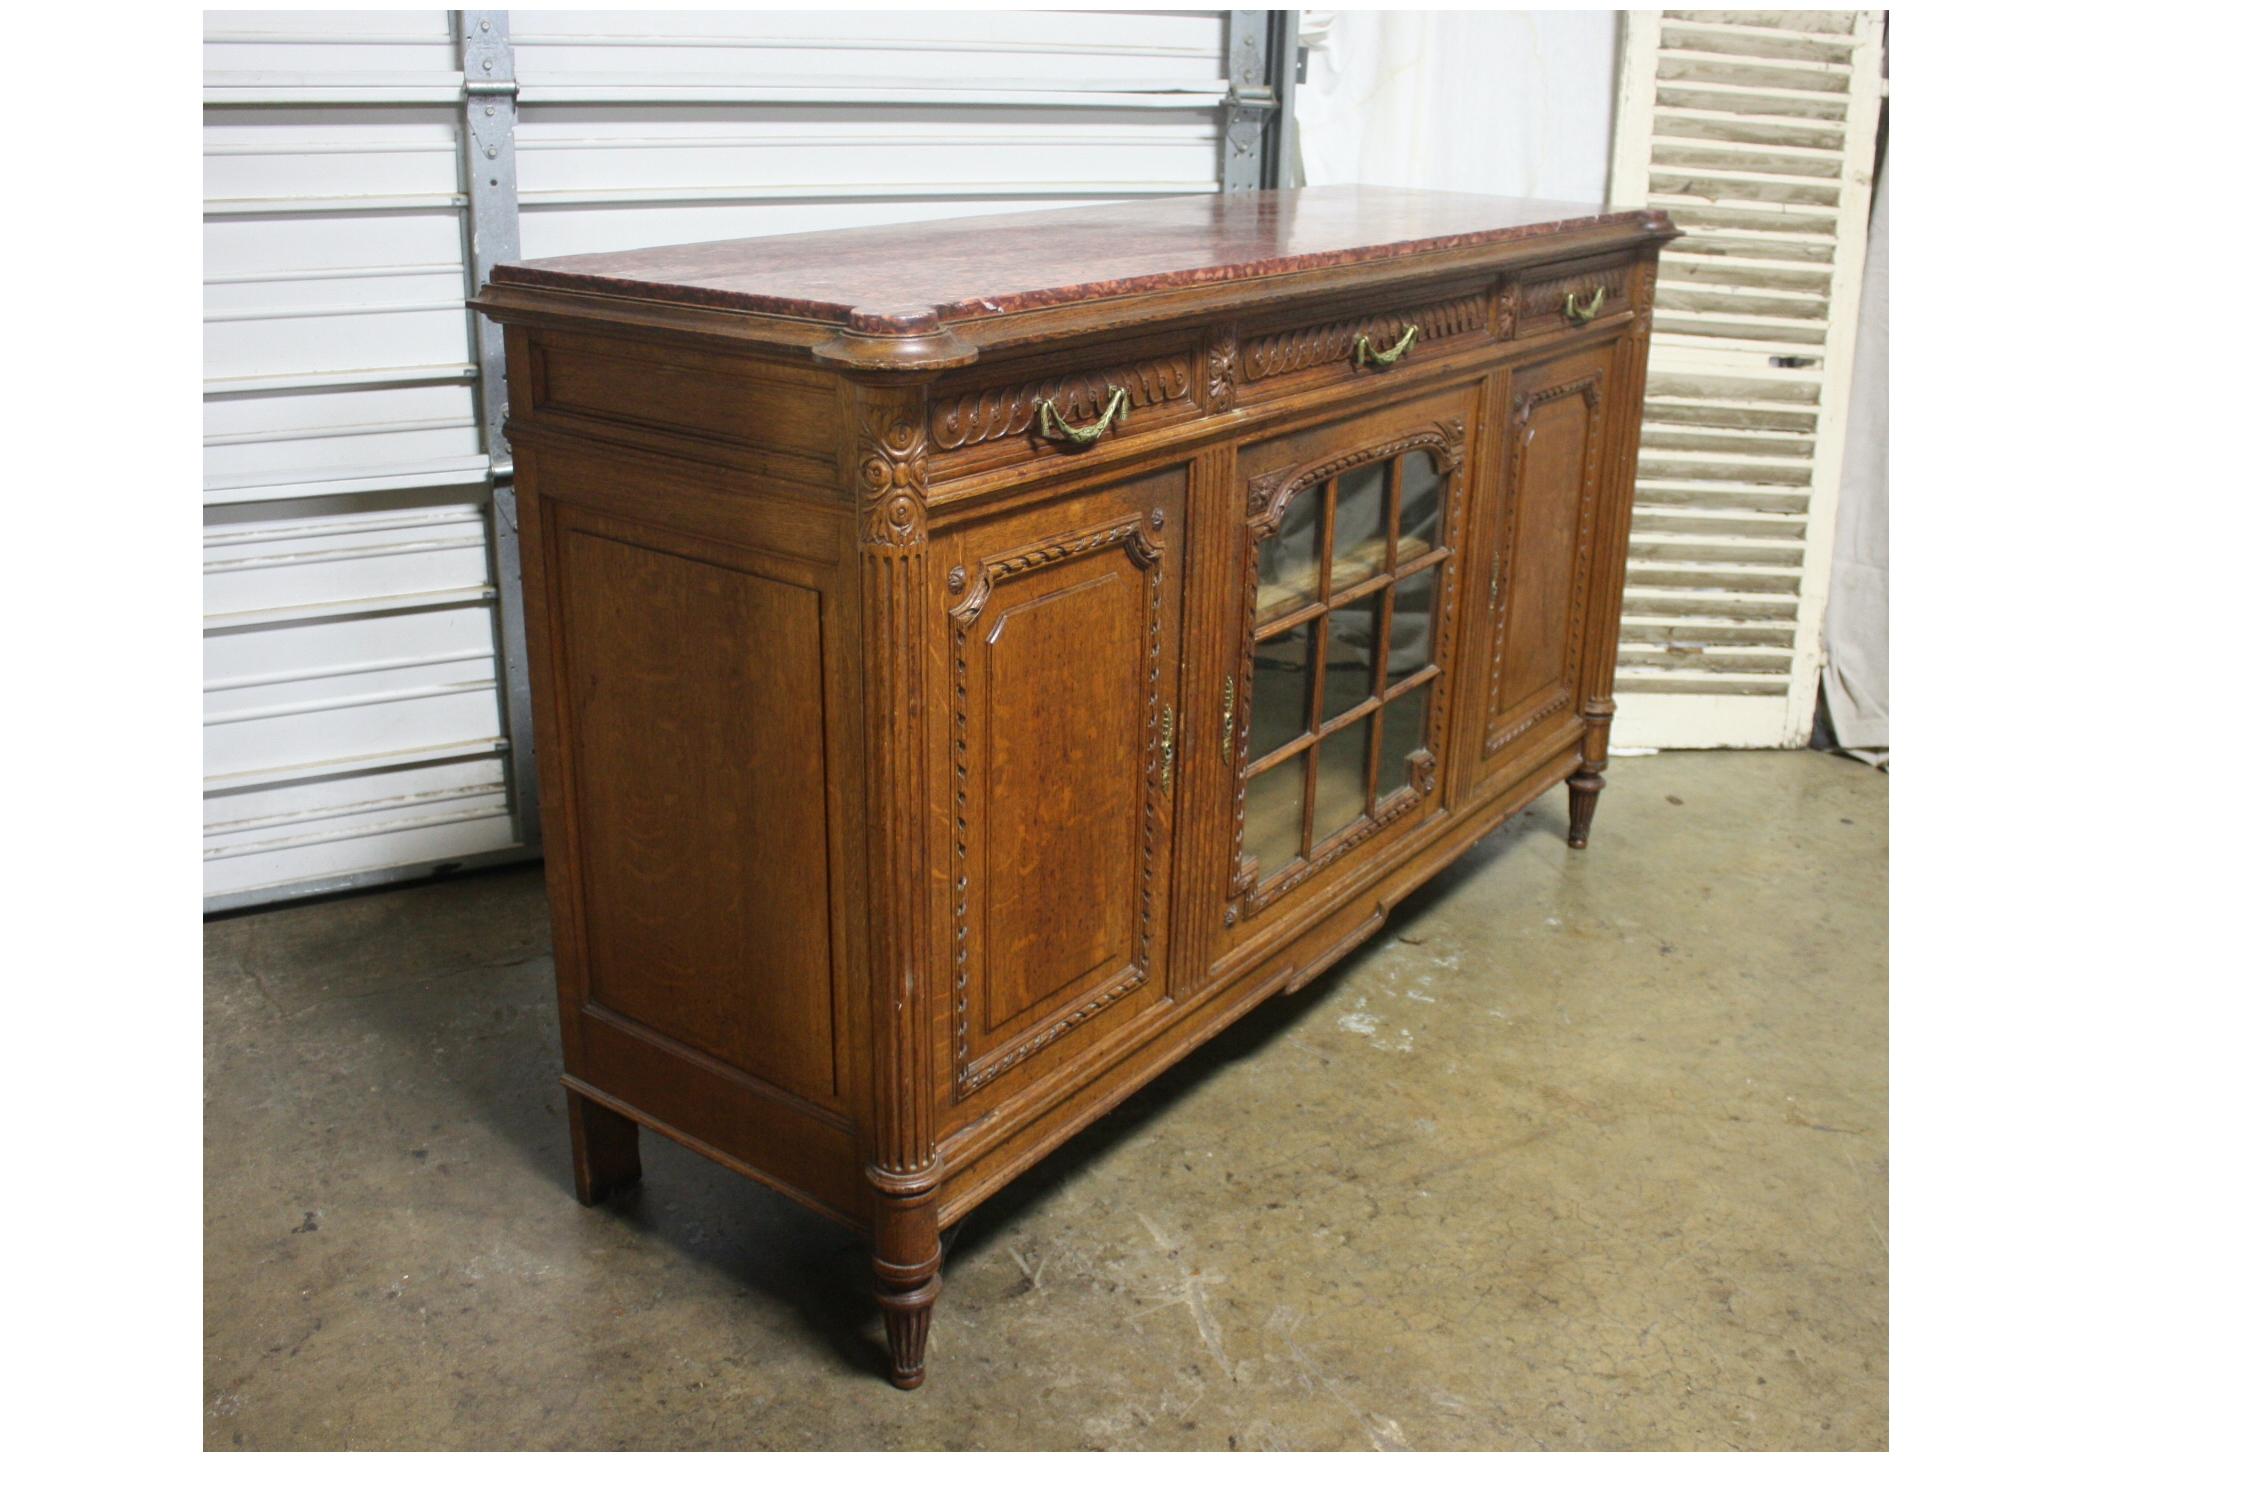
[1223,10,1300,192]
[456,10,542,854]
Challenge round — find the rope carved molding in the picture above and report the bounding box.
[946,514,1167,1095]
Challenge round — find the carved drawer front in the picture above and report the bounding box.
[1205,383,1478,963]
[936,465,1188,1118]
[1228,280,1495,406]
[1514,254,1640,341]
[1471,339,1622,793]
[926,337,1204,482]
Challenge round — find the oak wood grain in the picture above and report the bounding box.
[478,188,1673,1388]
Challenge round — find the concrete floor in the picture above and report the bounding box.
[204,749,1886,1450]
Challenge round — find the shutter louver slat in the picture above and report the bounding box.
[1656,54,1853,97]
[1655,82,1850,120]
[1607,9,1884,746]
[1655,109,1848,149]
[1652,142,1845,178]
[1663,12,1862,36]
[1658,21,1860,63]
[1633,506,1807,539]
[1643,424,1816,457]
[1661,255,1835,291]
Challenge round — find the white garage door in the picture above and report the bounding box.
[204,9,1252,910]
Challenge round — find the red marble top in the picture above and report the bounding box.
[491,186,1668,335]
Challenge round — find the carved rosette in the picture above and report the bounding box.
[1496,277,1521,340]
[1206,326,1238,411]
[856,396,929,549]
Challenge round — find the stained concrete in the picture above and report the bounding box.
[204,748,1886,1450]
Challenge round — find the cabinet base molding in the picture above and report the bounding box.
[473,187,1673,1386]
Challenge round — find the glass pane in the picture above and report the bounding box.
[1378,681,1432,800]
[1247,622,1314,761]
[1312,718,1373,842]
[1321,594,1383,721]
[1388,562,1438,679]
[1330,462,1388,592]
[1256,484,1322,620]
[1397,450,1443,564]
[1244,753,1306,876]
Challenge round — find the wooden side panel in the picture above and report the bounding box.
[1472,340,1619,786]
[939,466,1185,1117]
[553,518,841,1105]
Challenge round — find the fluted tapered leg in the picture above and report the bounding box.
[872,1186,942,1389]
[875,1270,940,1389]
[1566,768,1605,849]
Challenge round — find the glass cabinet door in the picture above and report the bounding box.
[1229,426,1461,926]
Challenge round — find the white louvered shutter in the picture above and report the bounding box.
[1605,11,1885,747]
[204,10,1237,910]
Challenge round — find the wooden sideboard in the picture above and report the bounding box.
[473,187,1675,1388]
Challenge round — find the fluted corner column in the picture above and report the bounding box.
[1571,247,1662,852]
[848,378,945,1388]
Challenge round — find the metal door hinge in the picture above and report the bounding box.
[1224,79,1278,161]
[1221,10,1295,190]
[462,13,517,98]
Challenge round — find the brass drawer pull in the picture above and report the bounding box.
[1354,324,1419,368]
[1038,386,1126,445]
[1564,286,1606,324]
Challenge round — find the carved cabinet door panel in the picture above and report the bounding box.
[1468,340,1621,794]
[935,465,1187,1121]
[1202,384,1477,972]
